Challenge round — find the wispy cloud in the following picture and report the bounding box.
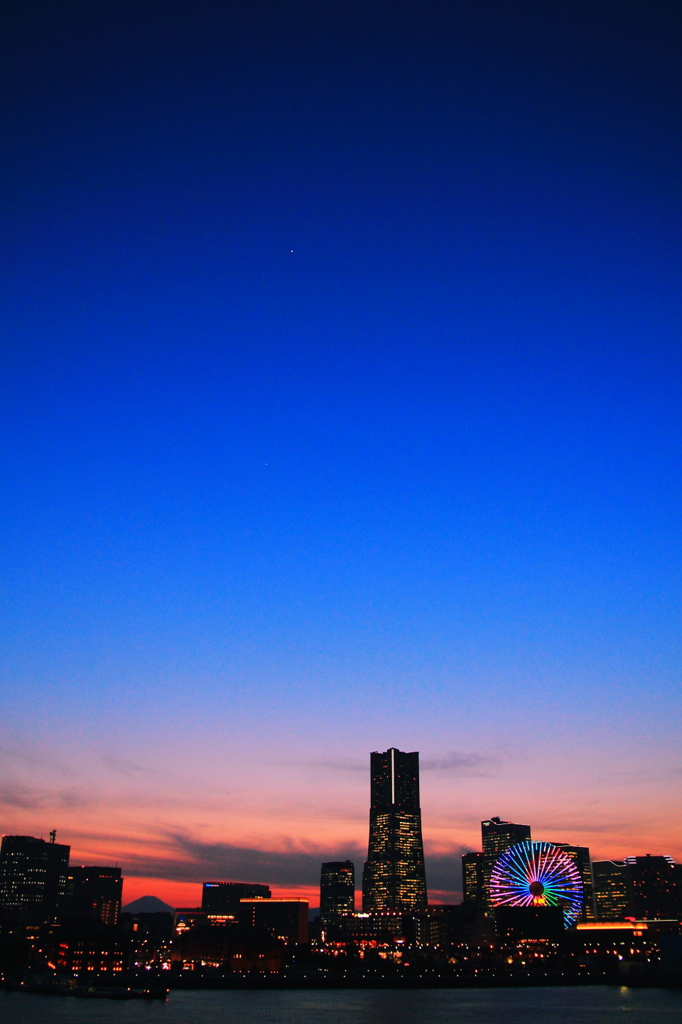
[56,787,93,809]
[0,780,94,812]
[424,850,466,892]
[0,781,44,810]
[292,758,365,773]
[100,754,156,777]
[293,751,499,777]
[121,830,364,885]
[593,768,679,786]
[115,829,469,894]
[536,820,639,837]
[0,742,73,777]
[421,752,500,777]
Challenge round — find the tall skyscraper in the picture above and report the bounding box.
[320,861,355,931]
[63,866,123,926]
[592,860,635,920]
[552,844,595,921]
[0,834,70,926]
[362,747,427,912]
[481,817,531,907]
[462,851,484,905]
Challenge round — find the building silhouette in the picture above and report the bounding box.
[462,851,484,906]
[362,747,427,912]
[495,905,565,940]
[238,898,308,945]
[481,817,531,907]
[627,855,680,920]
[55,925,130,973]
[171,924,284,972]
[202,881,271,920]
[0,834,70,926]
[552,844,595,920]
[320,861,355,931]
[174,907,207,932]
[327,911,407,943]
[63,866,123,926]
[592,860,635,920]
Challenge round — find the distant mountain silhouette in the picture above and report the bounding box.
[122,895,174,914]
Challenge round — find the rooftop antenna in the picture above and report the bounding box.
[49,830,56,844]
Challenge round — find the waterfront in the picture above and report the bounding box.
[2,986,682,1024]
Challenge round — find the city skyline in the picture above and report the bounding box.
[2,744,679,911]
[1,2,682,912]
[4,803,679,984]
[4,816,679,925]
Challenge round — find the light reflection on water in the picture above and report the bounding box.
[2,986,682,1024]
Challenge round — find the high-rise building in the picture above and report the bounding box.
[552,844,595,921]
[481,817,531,907]
[592,860,635,920]
[202,881,271,921]
[462,851,484,906]
[320,861,355,931]
[63,866,123,926]
[0,834,70,926]
[362,747,427,912]
[627,856,679,920]
[673,863,682,907]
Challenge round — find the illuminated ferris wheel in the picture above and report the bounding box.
[489,840,584,927]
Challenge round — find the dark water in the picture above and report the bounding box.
[2,987,682,1024]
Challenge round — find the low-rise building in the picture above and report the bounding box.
[239,898,308,945]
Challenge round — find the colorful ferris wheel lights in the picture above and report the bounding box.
[489,840,584,927]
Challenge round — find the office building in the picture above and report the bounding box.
[202,881,271,921]
[173,908,207,933]
[239,898,309,945]
[320,861,354,931]
[406,911,450,946]
[171,924,284,972]
[627,855,680,920]
[462,851,484,905]
[63,866,123,926]
[481,817,531,907]
[495,905,565,941]
[673,863,682,906]
[326,911,406,943]
[552,844,595,920]
[56,930,129,973]
[123,910,173,943]
[362,748,427,912]
[430,902,494,945]
[592,860,635,921]
[0,834,70,926]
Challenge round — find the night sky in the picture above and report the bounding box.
[1,1,681,906]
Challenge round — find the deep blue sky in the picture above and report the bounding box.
[1,2,681,901]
